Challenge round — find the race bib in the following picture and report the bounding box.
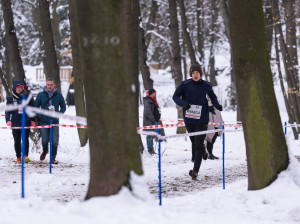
[18,106,23,114]
[185,105,202,119]
[49,105,55,112]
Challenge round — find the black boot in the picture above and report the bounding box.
[189,170,198,180]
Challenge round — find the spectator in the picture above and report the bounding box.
[5,80,35,163]
[34,78,66,164]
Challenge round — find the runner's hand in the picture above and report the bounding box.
[7,121,12,126]
[184,104,191,110]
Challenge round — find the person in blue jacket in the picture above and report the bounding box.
[34,78,66,164]
[173,64,222,180]
[5,80,35,163]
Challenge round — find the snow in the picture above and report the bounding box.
[1,65,300,224]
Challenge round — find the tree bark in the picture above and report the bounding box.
[168,0,184,134]
[50,0,62,65]
[228,0,289,190]
[263,0,273,56]
[69,1,89,147]
[134,0,154,91]
[1,0,26,84]
[177,0,197,65]
[197,0,204,63]
[145,0,158,47]
[73,0,143,198]
[38,0,61,92]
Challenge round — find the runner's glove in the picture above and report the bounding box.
[216,104,223,111]
[184,104,191,110]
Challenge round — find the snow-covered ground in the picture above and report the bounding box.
[0,66,300,223]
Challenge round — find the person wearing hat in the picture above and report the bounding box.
[173,64,223,180]
[143,88,161,155]
[5,80,35,163]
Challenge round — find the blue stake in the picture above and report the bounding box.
[222,121,225,190]
[49,120,53,173]
[21,96,26,198]
[158,128,162,206]
[284,121,287,135]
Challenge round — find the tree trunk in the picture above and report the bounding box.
[50,0,62,65]
[168,0,184,134]
[274,29,298,139]
[197,0,204,63]
[134,0,154,91]
[263,0,273,56]
[228,0,289,190]
[1,0,26,84]
[73,0,143,198]
[69,1,89,147]
[271,0,300,128]
[284,0,299,84]
[38,0,61,92]
[177,0,197,65]
[145,0,158,47]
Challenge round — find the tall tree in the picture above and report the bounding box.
[69,1,88,147]
[263,0,273,56]
[168,0,184,133]
[134,0,153,91]
[72,0,143,198]
[1,0,26,84]
[228,0,289,189]
[38,0,61,92]
[177,0,197,65]
[197,0,204,63]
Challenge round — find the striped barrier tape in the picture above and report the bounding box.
[138,128,244,140]
[52,124,87,128]
[0,94,33,113]
[0,124,87,129]
[137,122,242,130]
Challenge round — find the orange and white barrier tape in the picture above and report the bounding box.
[0,125,52,129]
[52,124,87,128]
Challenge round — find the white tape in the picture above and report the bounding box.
[26,106,87,125]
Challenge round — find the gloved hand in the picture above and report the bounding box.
[216,104,223,111]
[184,104,191,110]
[31,121,35,126]
[209,106,216,115]
[7,121,12,126]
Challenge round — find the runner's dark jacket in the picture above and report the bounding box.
[5,80,35,127]
[34,86,66,124]
[173,79,220,124]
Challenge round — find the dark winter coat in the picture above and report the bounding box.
[5,80,35,127]
[173,79,220,124]
[143,96,161,127]
[34,87,66,124]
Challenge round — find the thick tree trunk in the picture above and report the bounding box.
[168,0,184,134]
[134,0,154,91]
[73,0,143,198]
[50,0,62,65]
[263,0,273,56]
[177,0,197,65]
[1,0,26,84]
[38,0,61,92]
[228,0,289,190]
[69,1,88,147]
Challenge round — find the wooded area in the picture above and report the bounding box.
[0,0,298,196]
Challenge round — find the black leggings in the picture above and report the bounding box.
[12,129,30,158]
[186,122,208,173]
[207,132,218,155]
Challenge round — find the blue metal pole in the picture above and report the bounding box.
[284,121,287,135]
[222,121,225,190]
[158,128,162,206]
[21,96,26,198]
[49,120,53,173]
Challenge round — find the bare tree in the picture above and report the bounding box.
[228,0,289,189]
[1,0,26,84]
[72,0,143,198]
[38,0,61,91]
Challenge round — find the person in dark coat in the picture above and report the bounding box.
[34,78,66,164]
[173,64,222,180]
[5,80,35,163]
[143,88,161,155]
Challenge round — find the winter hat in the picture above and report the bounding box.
[190,64,203,77]
[15,84,25,90]
[148,89,156,96]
